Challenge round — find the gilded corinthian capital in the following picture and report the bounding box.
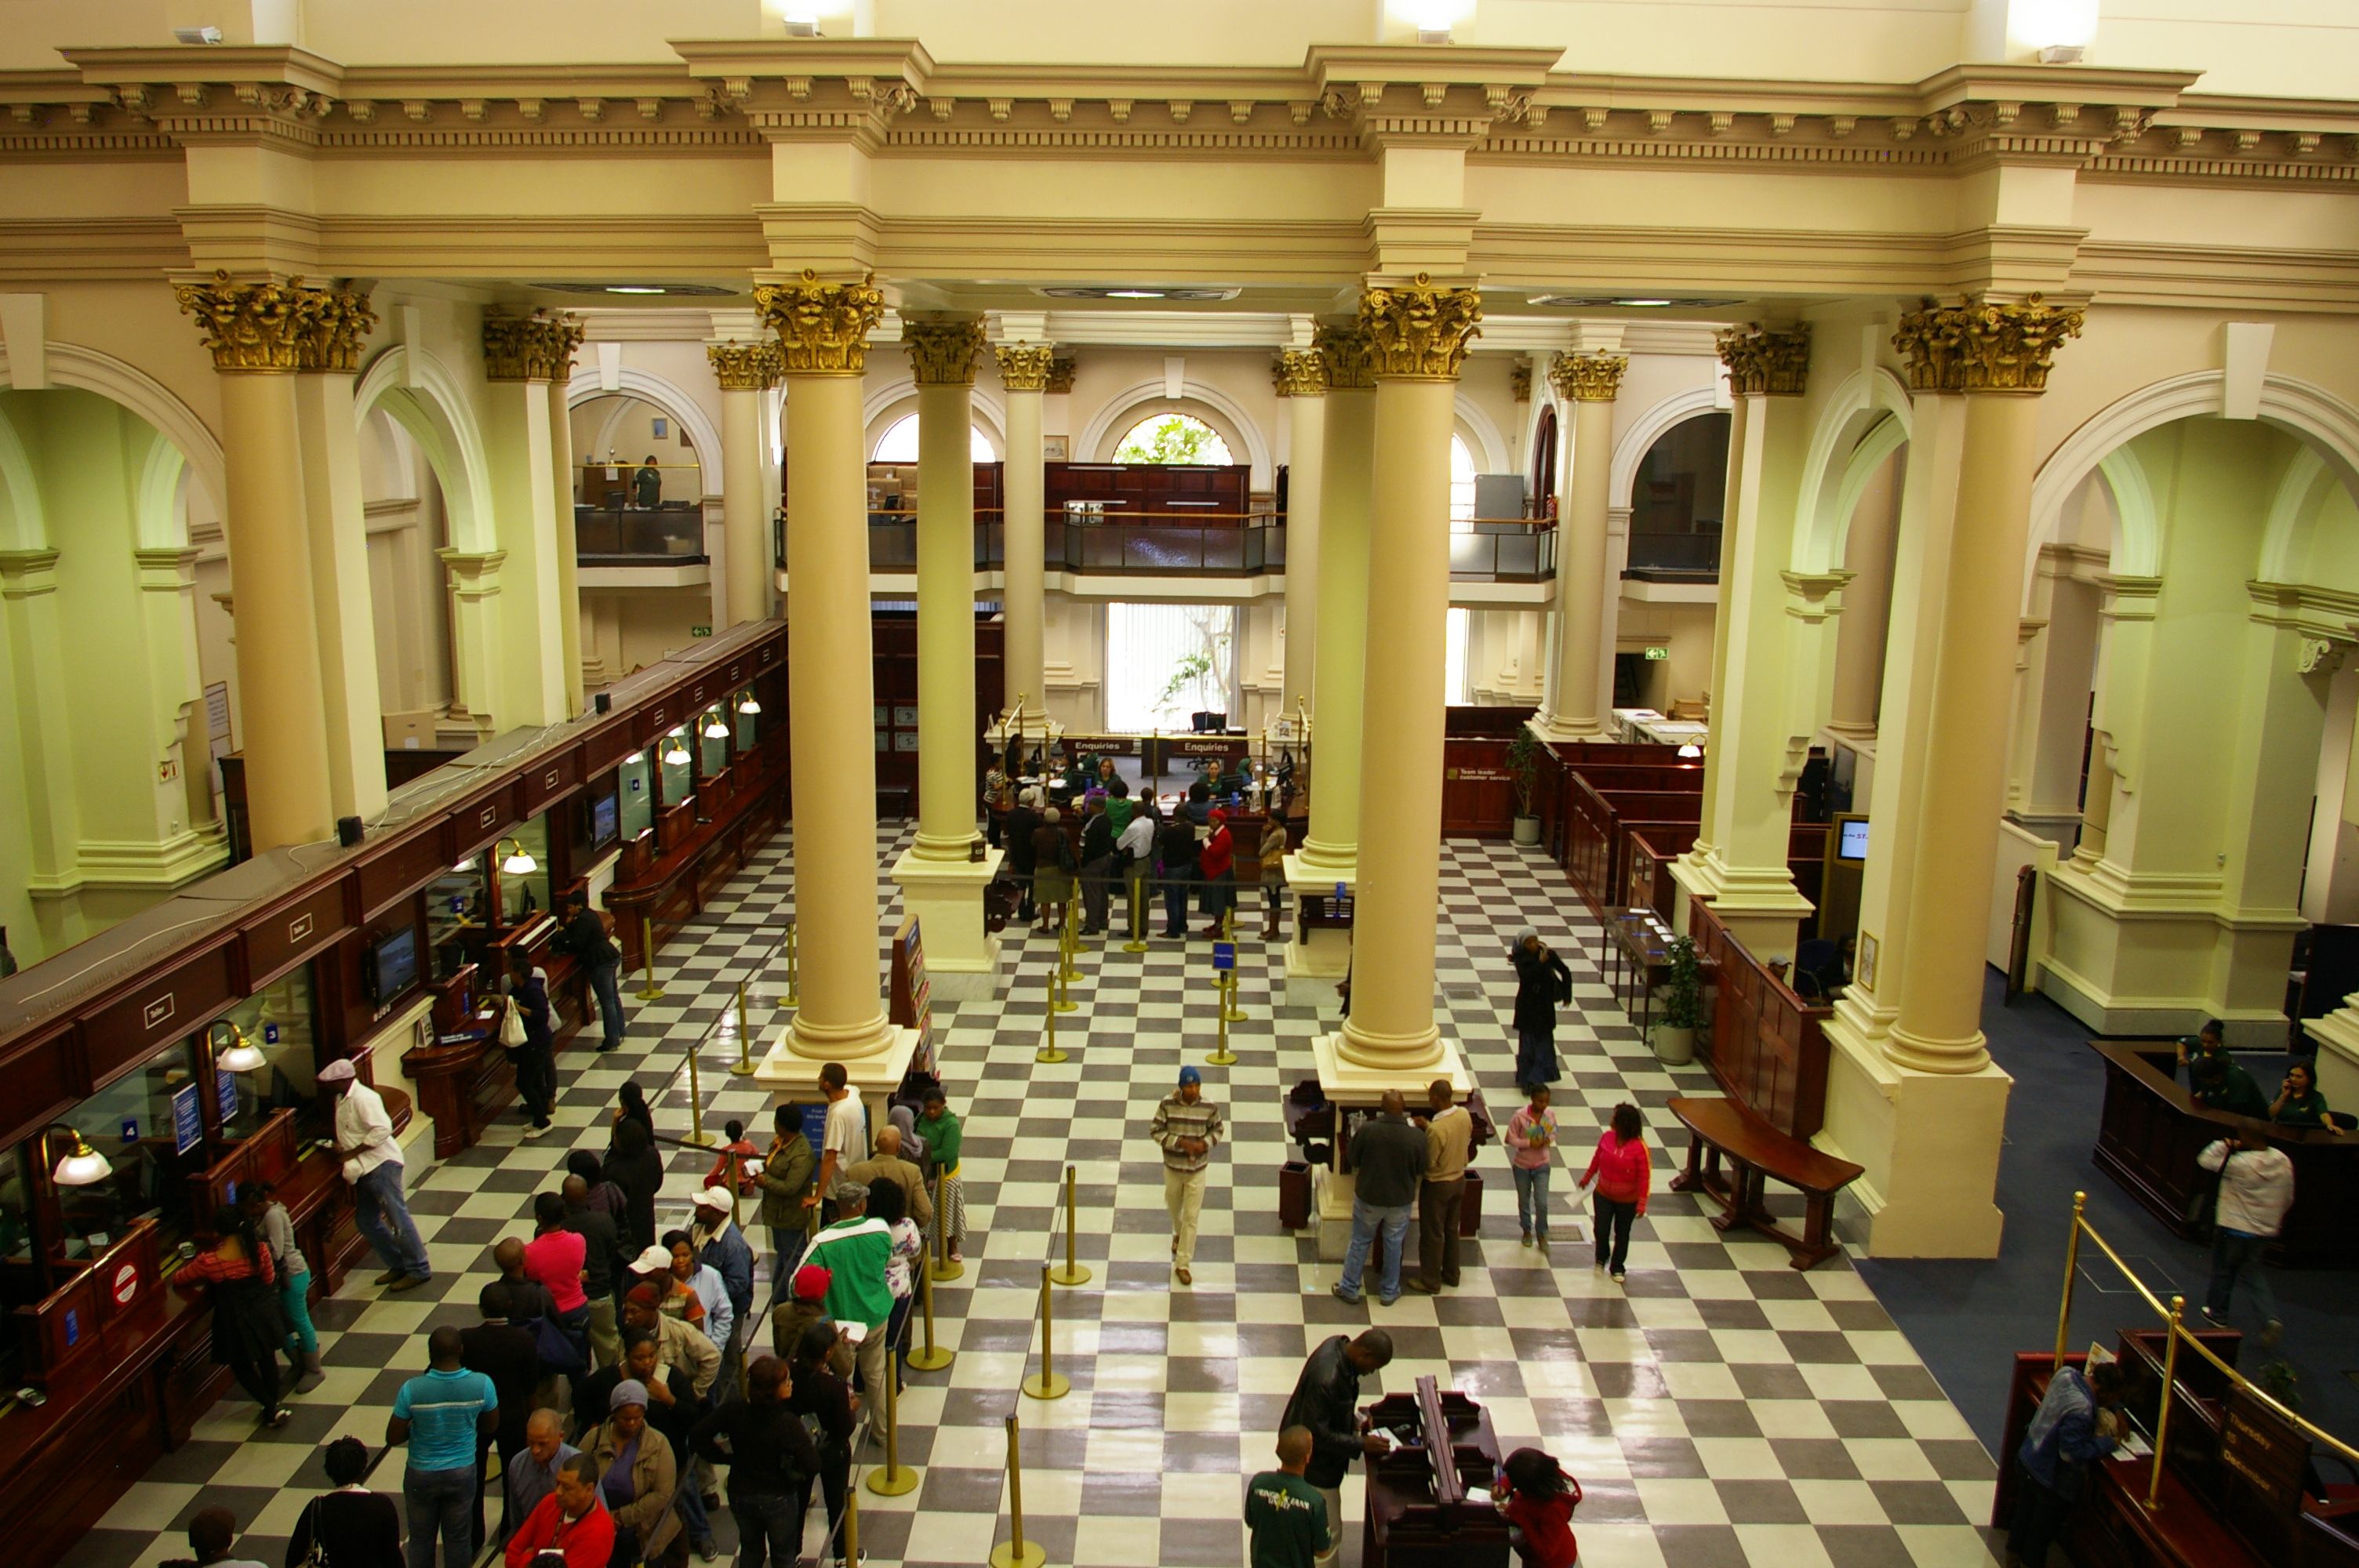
[707,340,781,391]
[1892,293,2083,394]
[1359,274,1483,382]
[1714,322,1812,397]
[995,343,1057,392]
[1548,351,1628,404]
[1045,354,1077,394]
[175,270,320,373]
[1271,349,1327,397]
[1312,324,1375,391]
[1509,361,1532,403]
[754,270,885,376]
[482,309,585,383]
[903,316,987,387]
[300,287,378,374]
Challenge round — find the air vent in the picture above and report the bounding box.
[532,282,740,298]
[1034,286,1241,303]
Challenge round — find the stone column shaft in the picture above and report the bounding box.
[1536,353,1625,737]
[1275,348,1328,712]
[546,378,585,713]
[482,308,585,728]
[293,365,389,821]
[995,343,1053,714]
[1296,328,1374,876]
[908,324,984,859]
[711,341,780,630]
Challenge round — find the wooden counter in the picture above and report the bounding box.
[2089,1040,2359,1269]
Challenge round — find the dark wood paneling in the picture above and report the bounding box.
[238,880,354,990]
[518,746,583,817]
[356,824,453,920]
[82,943,234,1091]
[1441,738,1517,837]
[1688,901,1830,1140]
[0,1023,79,1137]
[446,782,521,862]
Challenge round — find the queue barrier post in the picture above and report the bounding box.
[987,1414,1048,1568]
[730,981,757,1076]
[683,1036,716,1147]
[634,916,666,1000]
[776,923,799,1010]
[842,1484,860,1568]
[928,1169,965,1284]
[1122,863,1150,954]
[1036,984,1067,1064]
[908,1240,955,1370]
[864,1341,918,1496]
[1020,1262,1069,1400]
[1060,900,1082,984]
[1048,1163,1092,1287]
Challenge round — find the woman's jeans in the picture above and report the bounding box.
[1594,1194,1637,1273]
[280,1265,318,1353]
[1511,1166,1551,1238]
[731,1491,805,1568]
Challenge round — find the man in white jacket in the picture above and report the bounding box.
[2197,1127,2293,1342]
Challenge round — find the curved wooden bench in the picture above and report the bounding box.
[1667,1094,1863,1269]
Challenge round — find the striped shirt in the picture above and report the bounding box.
[1151,1093,1225,1174]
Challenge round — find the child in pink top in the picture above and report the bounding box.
[1580,1102,1651,1282]
[1505,1086,1559,1247]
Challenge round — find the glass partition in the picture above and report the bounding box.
[427,855,490,978]
[658,726,694,810]
[619,750,655,840]
[210,964,320,1144]
[494,813,553,925]
[56,1043,204,1257]
[699,709,729,776]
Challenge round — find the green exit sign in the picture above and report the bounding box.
[1643,645,1669,660]
[690,625,713,638]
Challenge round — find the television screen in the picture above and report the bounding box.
[591,791,620,847]
[1837,818,1870,862]
[368,926,420,1004]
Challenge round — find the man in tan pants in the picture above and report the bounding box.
[1411,1079,1473,1294]
[1150,1065,1225,1285]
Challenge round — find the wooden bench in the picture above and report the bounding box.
[1667,1094,1863,1269]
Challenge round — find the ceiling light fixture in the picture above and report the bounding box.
[1034,285,1242,303]
[606,285,667,296]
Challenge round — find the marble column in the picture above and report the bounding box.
[1274,347,1327,714]
[710,339,782,630]
[1883,297,2084,1076]
[994,343,1053,715]
[758,271,897,1065]
[545,375,585,714]
[1317,274,1481,1091]
[291,288,388,822]
[1532,351,1626,739]
[1668,325,1817,958]
[892,315,1003,996]
[1284,325,1374,993]
[481,309,585,728]
[174,273,336,851]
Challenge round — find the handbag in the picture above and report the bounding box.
[499,994,529,1049]
[295,1497,329,1568]
[531,1310,587,1375]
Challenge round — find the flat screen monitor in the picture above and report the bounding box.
[591,791,620,848]
[1837,818,1870,862]
[366,925,420,1004]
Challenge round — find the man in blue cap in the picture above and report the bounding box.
[1151,1065,1224,1286]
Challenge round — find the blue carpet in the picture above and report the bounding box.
[1858,971,2359,1461]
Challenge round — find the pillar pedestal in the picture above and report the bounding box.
[1281,855,1354,1005]
[889,848,1005,999]
[754,1028,923,1147]
[1816,1006,2009,1258]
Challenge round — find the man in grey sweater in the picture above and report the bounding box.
[1333,1091,1427,1307]
[1150,1065,1224,1286]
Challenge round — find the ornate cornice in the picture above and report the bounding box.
[482,307,584,382]
[994,342,1056,392]
[1508,361,1532,402]
[1359,273,1483,382]
[1892,292,2083,394]
[1547,350,1627,403]
[902,314,987,387]
[1714,322,1811,396]
[1313,323,1375,391]
[1045,354,1076,394]
[1271,348,1326,397]
[706,339,781,391]
[754,269,885,376]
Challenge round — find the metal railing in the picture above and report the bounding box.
[1625,530,1721,575]
[2054,1189,2359,1511]
[1449,518,1558,582]
[573,505,707,566]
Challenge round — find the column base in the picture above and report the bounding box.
[1310,1030,1470,1105]
[1815,1007,2012,1258]
[2036,858,2299,1044]
[754,1026,923,1151]
[1668,846,1814,960]
[1283,855,1355,1006]
[1525,713,1612,744]
[889,846,1006,1000]
[1311,1163,1358,1261]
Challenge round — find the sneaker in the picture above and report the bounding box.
[2261,1319,2284,1348]
[388,1272,431,1292]
[694,1537,718,1563]
[1332,1285,1364,1306]
[1593,1260,1608,1274]
[264,1406,293,1428]
[1377,1294,1399,1307]
[1610,1270,1627,1284]
[2201,1305,2225,1325]
[525,1120,551,1139]
[1407,1280,1440,1295]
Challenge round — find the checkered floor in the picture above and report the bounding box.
[62,825,2005,1568]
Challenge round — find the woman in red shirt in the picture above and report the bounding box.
[1580,1102,1650,1283]
[1496,1446,1581,1567]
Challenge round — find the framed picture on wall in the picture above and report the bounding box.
[652,417,668,439]
[1043,436,1069,461]
[1856,931,1879,992]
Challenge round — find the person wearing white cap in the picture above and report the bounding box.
[687,1187,754,1359]
[320,1057,431,1290]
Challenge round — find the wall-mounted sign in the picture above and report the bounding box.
[691,626,713,638]
[171,1083,202,1155]
[1643,646,1670,661]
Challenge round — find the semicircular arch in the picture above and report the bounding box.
[0,340,225,524]
[0,404,46,552]
[565,366,725,500]
[1792,367,1914,574]
[1610,385,1723,512]
[860,382,1009,460]
[354,344,498,555]
[1078,381,1274,489]
[1455,394,1508,476]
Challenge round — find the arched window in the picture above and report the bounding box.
[1114,412,1234,466]
[1450,434,1478,526]
[871,413,997,463]
[1629,413,1732,574]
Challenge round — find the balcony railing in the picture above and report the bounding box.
[575,505,707,567]
[1624,529,1721,579]
[774,510,1558,583]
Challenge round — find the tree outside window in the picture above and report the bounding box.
[1114,413,1234,466]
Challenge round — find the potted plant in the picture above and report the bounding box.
[1653,935,1703,1065]
[1506,726,1546,847]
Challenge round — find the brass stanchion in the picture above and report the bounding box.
[987,1414,1047,1568]
[928,1170,964,1283]
[2147,1295,2185,1512]
[841,1483,860,1568]
[730,981,756,1076]
[1220,908,1245,1022]
[683,1037,716,1147]
[1060,898,1082,982]
[1123,863,1150,953]
[1020,1263,1068,1400]
[907,1243,954,1370]
[2055,1190,2086,1369]
[775,923,799,1010]
[634,916,665,1000]
[1049,1164,1092,1287]
[863,1342,918,1496]
[1051,913,1079,1014]
[1036,982,1068,1064]
[1205,982,1238,1067]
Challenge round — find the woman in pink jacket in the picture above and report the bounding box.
[1582,1102,1651,1283]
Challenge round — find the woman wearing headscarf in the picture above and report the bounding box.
[1259,817,1290,938]
[1510,931,1573,1092]
[885,1104,928,1167]
[577,1380,680,1568]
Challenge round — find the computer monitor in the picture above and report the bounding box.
[1837,818,1870,862]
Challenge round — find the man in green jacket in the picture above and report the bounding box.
[805,1181,896,1414]
[750,1103,816,1301]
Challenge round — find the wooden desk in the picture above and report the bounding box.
[1667,1095,1862,1269]
[1361,1376,1511,1568]
[2089,1040,2359,1269]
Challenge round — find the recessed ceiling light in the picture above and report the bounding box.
[1035,285,1241,303]
[606,285,666,295]
[1619,299,1674,308]
[1528,294,1734,310]
[531,282,740,298]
